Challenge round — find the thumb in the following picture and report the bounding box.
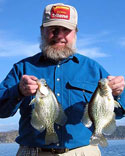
[107,75,115,81]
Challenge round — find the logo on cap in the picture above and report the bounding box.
[51,5,70,20]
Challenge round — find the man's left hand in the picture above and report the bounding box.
[107,76,125,96]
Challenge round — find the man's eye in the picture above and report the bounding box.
[63,28,71,33]
[51,29,56,32]
[53,29,57,33]
[49,28,56,33]
[51,28,59,35]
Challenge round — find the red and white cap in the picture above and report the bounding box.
[42,3,78,30]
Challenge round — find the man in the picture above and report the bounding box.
[0,3,125,156]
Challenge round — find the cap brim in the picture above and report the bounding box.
[43,20,76,30]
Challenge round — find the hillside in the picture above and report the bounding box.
[0,130,18,143]
[0,126,125,143]
[105,126,125,140]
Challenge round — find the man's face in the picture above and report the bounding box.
[41,26,76,61]
[43,26,76,48]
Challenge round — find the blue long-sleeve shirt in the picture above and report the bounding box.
[0,53,125,149]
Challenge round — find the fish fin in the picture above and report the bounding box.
[90,133,108,147]
[55,103,67,126]
[45,132,59,145]
[29,98,36,105]
[81,103,92,127]
[102,113,116,135]
[31,110,45,132]
[114,100,121,108]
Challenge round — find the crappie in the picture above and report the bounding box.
[81,78,121,147]
[30,79,67,145]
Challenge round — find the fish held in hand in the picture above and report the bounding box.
[81,78,121,147]
[30,79,67,145]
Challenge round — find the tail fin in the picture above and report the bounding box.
[45,132,59,145]
[90,133,108,147]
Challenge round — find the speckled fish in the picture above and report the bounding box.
[29,79,67,145]
[81,78,121,147]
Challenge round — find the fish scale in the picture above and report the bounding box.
[81,78,121,147]
[29,78,67,145]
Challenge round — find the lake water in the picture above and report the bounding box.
[99,140,125,156]
[0,140,124,156]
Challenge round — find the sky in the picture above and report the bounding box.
[0,0,125,131]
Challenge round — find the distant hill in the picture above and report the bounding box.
[0,126,125,143]
[0,130,18,143]
[105,126,125,140]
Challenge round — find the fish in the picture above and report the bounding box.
[29,78,67,145]
[81,78,121,147]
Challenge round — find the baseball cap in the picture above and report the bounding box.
[42,3,78,30]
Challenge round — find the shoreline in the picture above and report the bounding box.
[0,138,125,144]
[0,125,125,143]
[0,139,125,144]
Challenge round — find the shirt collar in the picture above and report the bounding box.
[39,53,79,64]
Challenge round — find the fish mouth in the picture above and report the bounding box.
[36,79,49,97]
[98,79,111,96]
[39,87,49,97]
[37,79,47,86]
[98,78,109,89]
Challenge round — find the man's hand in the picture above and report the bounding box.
[19,75,38,96]
[107,76,125,96]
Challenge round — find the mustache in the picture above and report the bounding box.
[48,39,67,45]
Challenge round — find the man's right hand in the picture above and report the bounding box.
[19,75,38,96]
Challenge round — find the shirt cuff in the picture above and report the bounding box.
[114,89,125,110]
[9,83,25,102]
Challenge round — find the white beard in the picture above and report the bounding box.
[40,37,76,62]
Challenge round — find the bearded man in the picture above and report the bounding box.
[0,3,125,156]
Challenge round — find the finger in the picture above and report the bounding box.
[23,82,38,96]
[24,89,37,96]
[30,76,38,81]
[107,76,125,96]
[107,76,115,87]
[109,81,122,90]
[25,84,38,91]
[19,75,38,96]
[21,86,38,96]
[111,83,124,96]
[109,81,124,93]
[22,75,38,85]
[112,90,122,96]
[108,76,123,86]
[107,76,115,81]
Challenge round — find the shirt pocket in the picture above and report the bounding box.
[67,81,96,106]
[65,81,97,124]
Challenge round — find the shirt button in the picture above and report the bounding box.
[57,65,60,68]
[57,78,60,81]
[57,143,60,146]
[57,126,60,129]
[117,97,120,100]
[57,93,60,96]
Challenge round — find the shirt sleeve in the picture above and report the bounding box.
[0,64,24,118]
[114,89,125,119]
